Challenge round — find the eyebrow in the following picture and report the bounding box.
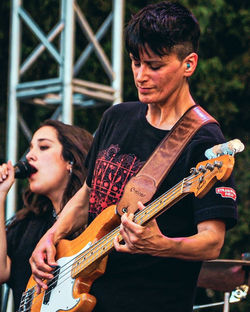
[130,54,164,64]
[29,138,54,147]
[37,138,54,142]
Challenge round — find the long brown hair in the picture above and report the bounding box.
[14,120,93,220]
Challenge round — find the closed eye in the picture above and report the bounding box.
[40,145,49,150]
[133,61,141,67]
[150,65,162,70]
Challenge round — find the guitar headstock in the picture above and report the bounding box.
[183,155,235,198]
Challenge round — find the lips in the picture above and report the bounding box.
[28,164,38,177]
[138,86,152,94]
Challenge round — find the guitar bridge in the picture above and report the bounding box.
[19,288,34,312]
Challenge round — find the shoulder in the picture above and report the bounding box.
[6,212,34,252]
[96,101,144,135]
[7,210,51,236]
[175,123,227,175]
[188,123,226,157]
[6,211,33,232]
[103,101,142,119]
[7,211,54,254]
[193,123,225,145]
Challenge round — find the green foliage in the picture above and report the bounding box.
[0,0,249,310]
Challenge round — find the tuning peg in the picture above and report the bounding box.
[214,161,222,168]
[198,165,207,173]
[190,167,199,175]
[205,163,214,171]
[205,139,245,159]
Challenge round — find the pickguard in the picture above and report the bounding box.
[40,242,92,312]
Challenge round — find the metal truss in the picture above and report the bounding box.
[3,1,124,310]
[6,0,125,220]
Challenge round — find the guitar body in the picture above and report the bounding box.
[19,154,238,312]
[21,205,120,312]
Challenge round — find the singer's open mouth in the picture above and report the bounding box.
[29,164,38,176]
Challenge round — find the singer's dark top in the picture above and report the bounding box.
[85,101,238,312]
[6,210,56,310]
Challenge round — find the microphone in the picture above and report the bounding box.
[14,160,35,179]
[205,139,245,159]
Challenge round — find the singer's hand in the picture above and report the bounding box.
[0,161,15,195]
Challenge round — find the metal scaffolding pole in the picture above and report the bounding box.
[60,0,74,124]
[112,0,125,104]
[6,0,125,218]
[6,0,21,222]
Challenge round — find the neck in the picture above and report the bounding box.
[48,192,64,216]
[146,87,196,130]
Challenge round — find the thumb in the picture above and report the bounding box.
[46,244,58,267]
[137,201,145,211]
[7,160,15,179]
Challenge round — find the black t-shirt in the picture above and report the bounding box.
[85,102,238,312]
[6,211,55,310]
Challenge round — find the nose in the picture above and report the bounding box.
[135,65,149,83]
[26,148,37,162]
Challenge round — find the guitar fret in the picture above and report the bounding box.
[72,228,120,277]
[72,180,186,277]
[135,181,184,225]
[72,168,221,278]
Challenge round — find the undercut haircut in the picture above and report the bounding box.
[125,1,200,60]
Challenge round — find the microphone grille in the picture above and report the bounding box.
[15,161,33,179]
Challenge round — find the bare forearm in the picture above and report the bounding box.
[154,220,226,261]
[29,182,90,289]
[115,213,226,261]
[48,182,90,244]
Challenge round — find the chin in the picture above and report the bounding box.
[138,94,155,104]
[29,185,45,195]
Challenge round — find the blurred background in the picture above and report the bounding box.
[0,0,249,311]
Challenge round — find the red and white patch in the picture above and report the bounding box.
[216,187,237,201]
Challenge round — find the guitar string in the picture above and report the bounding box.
[18,172,200,310]
[19,170,205,311]
[19,170,209,310]
[70,178,190,276]
[68,171,209,276]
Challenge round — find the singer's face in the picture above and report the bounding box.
[26,126,70,201]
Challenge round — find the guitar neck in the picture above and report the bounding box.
[72,177,189,278]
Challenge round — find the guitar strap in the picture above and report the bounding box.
[116,105,219,215]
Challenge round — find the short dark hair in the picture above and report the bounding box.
[125,1,200,60]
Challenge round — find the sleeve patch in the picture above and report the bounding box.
[215,187,237,201]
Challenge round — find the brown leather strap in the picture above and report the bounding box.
[116,105,218,215]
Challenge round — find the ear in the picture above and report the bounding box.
[66,160,73,172]
[66,163,71,171]
[183,52,198,77]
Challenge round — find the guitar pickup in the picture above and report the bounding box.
[43,265,60,305]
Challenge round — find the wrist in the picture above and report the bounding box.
[0,193,7,204]
[156,235,180,258]
[47,223,67,245]
[46,227,60,245]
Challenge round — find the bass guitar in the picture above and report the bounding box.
[19,154,235,312]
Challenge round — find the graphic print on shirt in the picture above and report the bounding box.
[89,144,145,217]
